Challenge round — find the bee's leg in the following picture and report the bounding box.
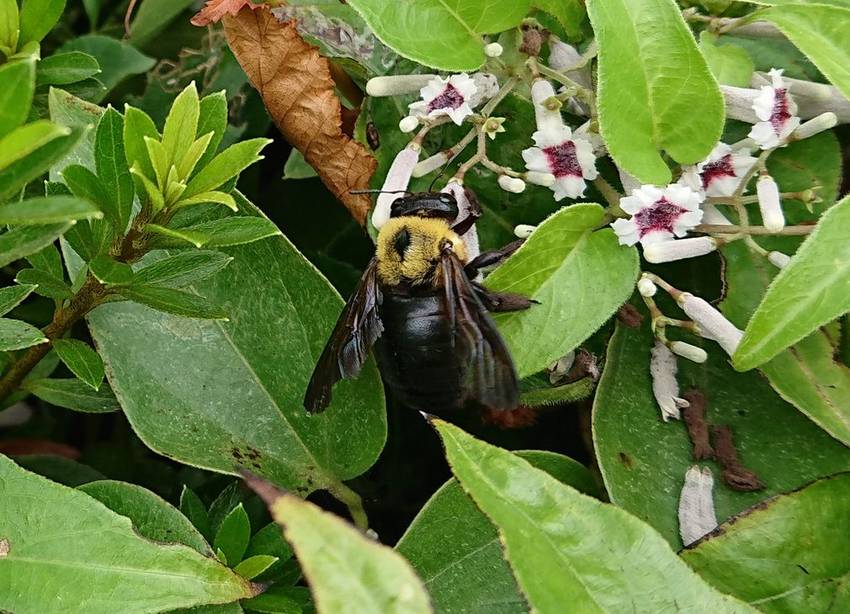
[451,186,483,236]
[465,239,524,278]
[472,283,536,312]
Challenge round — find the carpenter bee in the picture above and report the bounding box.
[303,190,533,415]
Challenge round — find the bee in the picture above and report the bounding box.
[304,190,533,415]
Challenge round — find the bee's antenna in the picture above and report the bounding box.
[427,147,467,192]
[349,189,413,195]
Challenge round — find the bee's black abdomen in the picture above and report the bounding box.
[374,290,468,413]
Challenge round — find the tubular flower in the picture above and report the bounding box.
[756,175,785,233]
[612,184,703,247]
[749,68,800,149]
[522,125,598,201]
[408,73,477,126]
[643,237,718,264]
[650,341,689,422]
[678,293,743,356]
[678,466,718,547]
[442,181,480,262]
[372,146,419,229]
[679,143,757,198]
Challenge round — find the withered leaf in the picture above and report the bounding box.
[191,0,258,26]
[224,8,376,224]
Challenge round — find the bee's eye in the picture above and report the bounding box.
[393,228,411,258]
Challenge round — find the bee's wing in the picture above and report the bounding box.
[442,249,520,411]
[304,258,383,413]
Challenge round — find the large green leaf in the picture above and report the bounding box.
[532,0,586,40]
[36,51,100,86]
[0,455,253,613]
[434,421,754,612]
[0,196,102,225]
[345,0,530,71]
[18,0,65,44]
[397,451,599,614]
[0,284,36,316]
[79,479,212,555]
[264,488,431,614]
[128,0,196,46]
[0,121,70,171]
[484,203,638,378]
[587,0,724,184]
[57,35,155,101]
[95,106,134,232]
[682,474,850,612]
[0,223,73,268]
[592,310,850,547]
[755,4,850,101]
[734,195,850,371]
[0,59,34,140]
[87,195,386,498]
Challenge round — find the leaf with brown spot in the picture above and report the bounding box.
[224,8,376,224]
[191,0,259,26]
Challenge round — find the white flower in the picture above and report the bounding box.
[442,181,480,262]
[484,42,503,57]
[372,146,419,229]
[643,237,718,264]
[522,125,597,201]
[530,78,563,133]
[679,143,757,198]
[468,72,499,108]
[678,466,717,547]
[637,277,657,297]
[408,74,477,126]
[700,203,733,226]
[678,293,743,356]
[756,175,784,232]
[768,251,791,268]
[524,171,555,187]
[483,116,506,140]
[398,116,419,133]
[650,341,689,422]
[748,68,800,149]
[793,112,837,140]
[612,184,703,247]
[412,151,448,178]
[548,39,582,72]
[366,74,437,97]
[498,175,526,193]
[670,341,708,364]
[514,224,536,238]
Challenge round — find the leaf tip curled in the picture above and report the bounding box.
[240,470,286,508]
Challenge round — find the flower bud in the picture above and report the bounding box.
[643,237,718,264]
[548,39,582,72]
[484,42,503,57]
[412,151,448,177]
[678,293,743,356]
[398,116,419,133]
[637,277,657,297]
[530,78,563,133]
[373,146,419,229]
[670,341,708,364]
[678,466,717,547]
[756,175,784,233]
[650,341,689,422]
[498,175,526,193]
[793,112,838,140]
[366,74,437,97]
[768,251,791,269]
[524,171,556,187]
[514,224,536,238]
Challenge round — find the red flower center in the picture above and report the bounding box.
[543,140,582,178]
[700,154,736,188]
[427,84,465,112]
[770,88,792,134]
[634,198,688,238]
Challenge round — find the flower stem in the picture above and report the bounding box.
[326,481,370,531]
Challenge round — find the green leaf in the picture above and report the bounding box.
[0,318,47,351]
[264,488,431,614]
[346,0,530,70]
[162,83,200,172]
[89,254,134,285]
[15,268,72,299]
[756,4,850,101]
[80,480,212,555]
[118,285,228,320]
[0,284,36,316]
[0,59,35,139]
[245,522,295,583]
[734,195,850,371]
[62,163,109,209]
[0,196,102,225]
[176,132,214,181]
[128,0,196,46]
[593,310,850,547]
[180,485,213,542]
[95,107,134,232]
[587,0,724,184]
[0,223,73,268]
[15,454,104,487]
[195,91,228,175]
[36,51,100,86]
[0,121,71,171]
[699,31,754,87]
[0,455,253,612]
[397,451,599,613]
[681,474,850,611]
[133,250,233,289]
[146,222,207,248]
[183,138,271,200]
[160,217,283,249]
[532,0,586,40]
[233,555,278,580]
[434,421,754,612]
[57,35,155,101]
[484,204,639,378]
[19,0,65,44]
[175,190,237,212]
[23,378,120,413]
[0,0,19,54]
[242,585,310,614]
[123,105,160,181]
[131,164,165,212]
[52,338,104,391]
[283,149,316,180]
[86,195,385,498]
[0,127,85,201]
[214,503,251,567]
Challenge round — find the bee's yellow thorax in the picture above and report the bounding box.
[376,217,467,286]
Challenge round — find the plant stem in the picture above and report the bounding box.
[327,481,370,532]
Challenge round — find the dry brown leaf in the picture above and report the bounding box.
[224,7,376,224]
[191,0,259,26]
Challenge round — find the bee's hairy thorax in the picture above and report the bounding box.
[375,216,467,287]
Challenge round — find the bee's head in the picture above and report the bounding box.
[390,192,459,221]
[376,217,466,287]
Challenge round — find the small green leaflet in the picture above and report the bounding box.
[53,338,105,390]
[0,318,47,351]
[24,378,120,413]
